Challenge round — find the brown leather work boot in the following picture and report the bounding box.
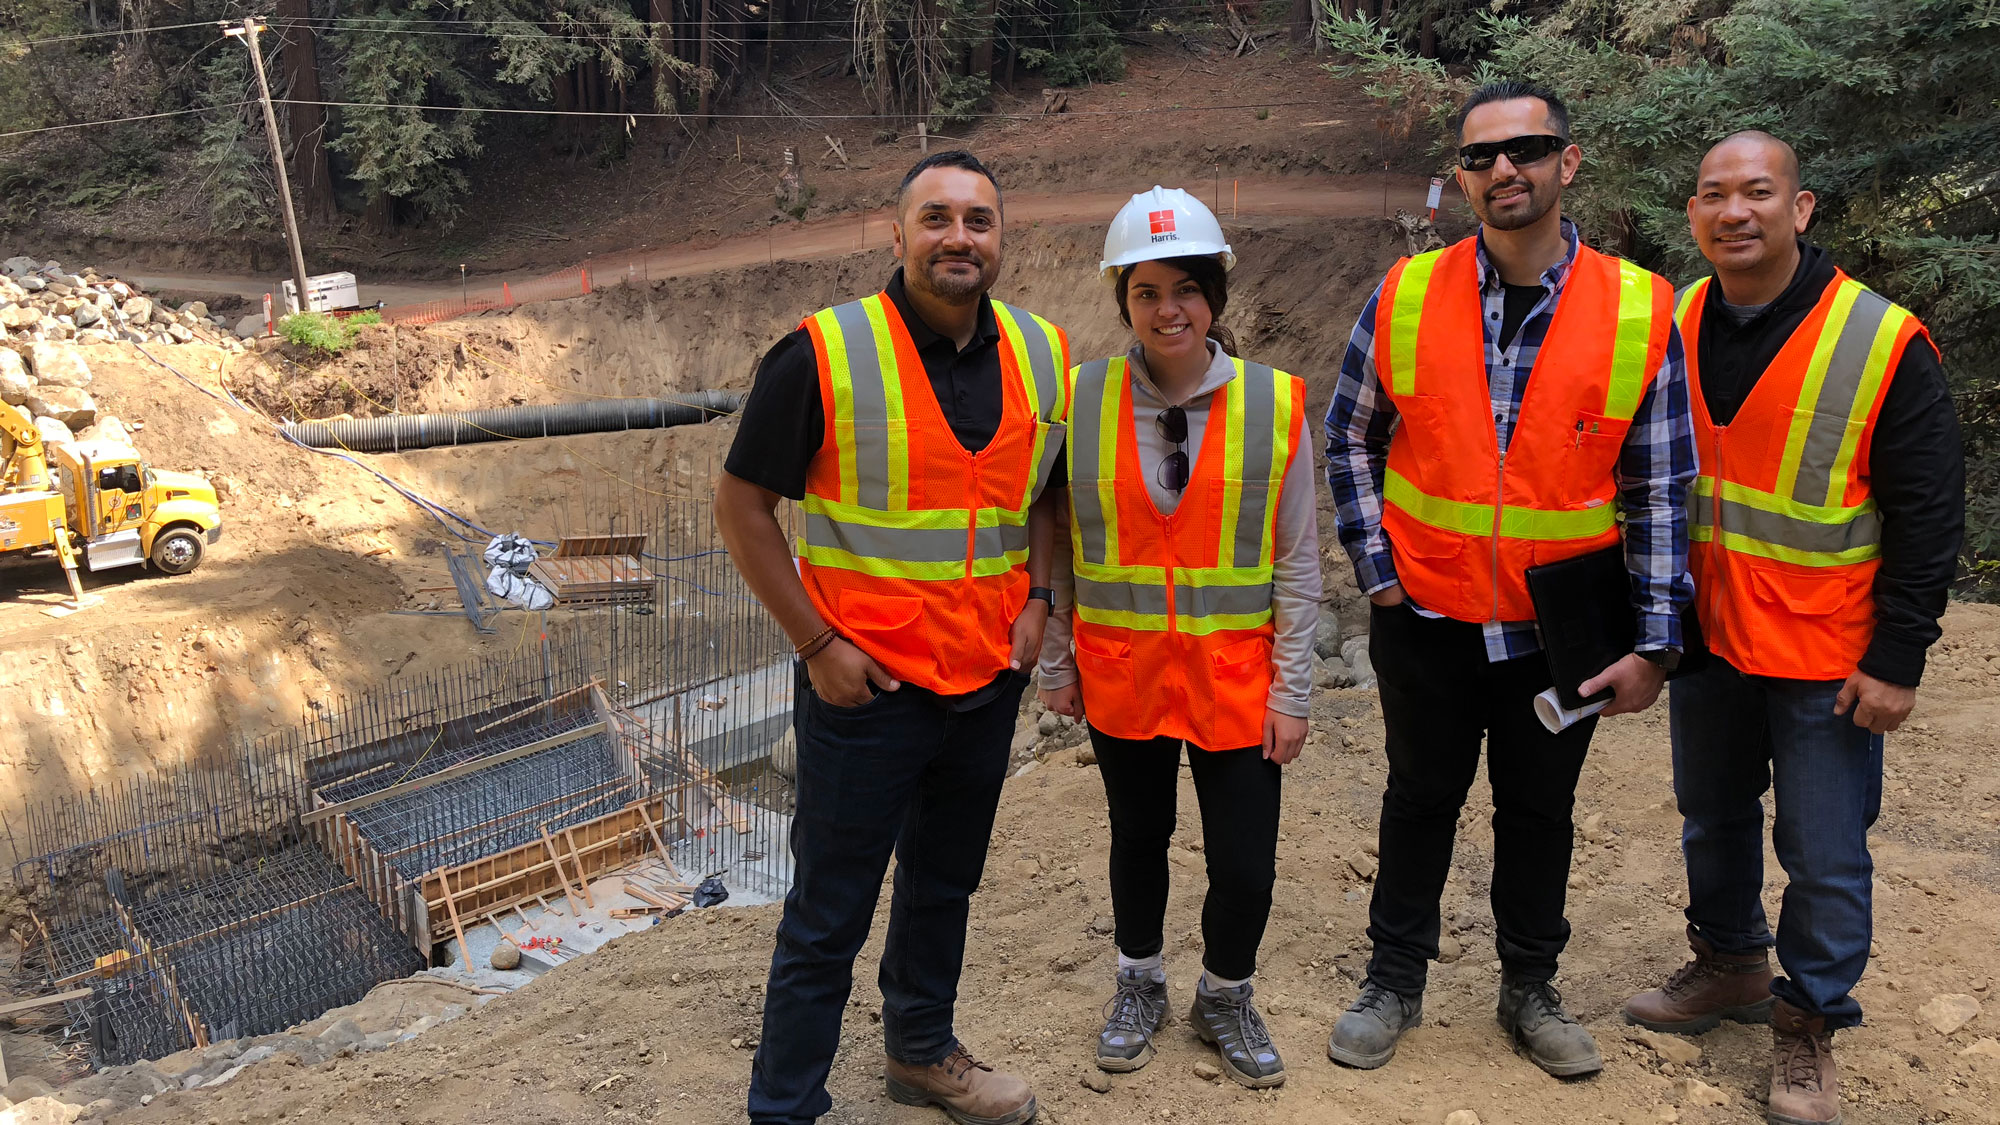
[885,1043,1037,1125]
[1623,926,1776,1033]
[1768,1000,1842,1125]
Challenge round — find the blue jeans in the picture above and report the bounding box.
[747,667,1025,1124]
[1669,657,1884,1030]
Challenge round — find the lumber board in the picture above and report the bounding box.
[438,866,472,968]
[302,722,606,825]
[539,826,584,916]
[0,988,93,1017]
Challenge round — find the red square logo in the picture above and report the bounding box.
[1148,210,1176,235]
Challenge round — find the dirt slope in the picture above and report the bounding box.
[103,602,2000,1125]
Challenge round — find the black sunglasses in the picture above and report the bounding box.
[1457,134,1567,172]
[1156,406,1189,493]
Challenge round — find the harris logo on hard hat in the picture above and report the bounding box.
[1101,186,1236,283]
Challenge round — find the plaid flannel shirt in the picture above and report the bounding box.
[1323,219,1697,663]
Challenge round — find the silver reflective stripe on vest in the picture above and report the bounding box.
[1077,574,1168,617]
[1689,491,1881,555]
[1791,287,1893,506]
[1069,358,1115,566]
[1231,362,1279,569]
[830,299,893,511]
[805,512,968,563]
[1182,581,1274,618]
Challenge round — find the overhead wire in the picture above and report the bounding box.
[275,96,1318,121]
[0,102,253,140]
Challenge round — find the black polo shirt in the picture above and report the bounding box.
[724,268,1065,499]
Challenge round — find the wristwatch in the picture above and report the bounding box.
[1027,587,1055,609]
[1638,649,1681,673]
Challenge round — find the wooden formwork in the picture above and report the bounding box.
[528,534,654,605]
[416,794,684,948]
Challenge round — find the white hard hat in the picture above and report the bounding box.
[1099,186,1236,284]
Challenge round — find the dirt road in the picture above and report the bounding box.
[128,176,1437,310]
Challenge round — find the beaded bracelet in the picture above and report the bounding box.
[795,626,838,660]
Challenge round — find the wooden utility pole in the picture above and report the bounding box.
[226,17,311,316]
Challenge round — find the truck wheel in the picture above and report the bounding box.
[150,528,204,575]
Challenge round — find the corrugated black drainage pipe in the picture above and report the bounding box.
[280,392,744,453]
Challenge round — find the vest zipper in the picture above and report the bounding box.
[1707,426,1726,631]
[965,458,979,581]
[1492,449,1506,622]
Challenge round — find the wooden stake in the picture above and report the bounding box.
[439,865,473,968]
[540,826,583,914]
[562,827,597,908]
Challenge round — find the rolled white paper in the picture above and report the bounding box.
[1534,686,1609,734]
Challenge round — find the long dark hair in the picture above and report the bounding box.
[1114,255,1238,357]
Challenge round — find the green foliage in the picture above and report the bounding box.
[279,310,378,355]
[1322,0,2000,587]
[930,73,993,130]
[1014,2,1128,87]
[193,51,271,233]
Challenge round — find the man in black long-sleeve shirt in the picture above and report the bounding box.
[1623,132,1963,1125]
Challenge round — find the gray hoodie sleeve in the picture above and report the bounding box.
[1266,407,1323,718]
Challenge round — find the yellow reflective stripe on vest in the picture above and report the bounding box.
[1384,468,1618,541]
[1674,278,1708,327]
[1385,249,1445,397]
[1605,258,1658,419]
[1073,564,1274,634]
[1217,364,1248,564]
[1067,357,1127,568]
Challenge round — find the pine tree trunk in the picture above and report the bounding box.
[1340,0,1356,19]
[763,0,778,81]
[275,0,334,222]
[698,0,713,121]
[1419,2,1434,56]
[970,0,996,78]
[1289,0,1313,43]
[651,0,679,108]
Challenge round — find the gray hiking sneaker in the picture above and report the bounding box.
[1498,973,1603,1078]
[1096,969,1169,1072]
[1328,980,1423,1069]
[1189,981,1285,1088]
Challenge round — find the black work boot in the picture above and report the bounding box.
[1188,980,1286,1088]
[1497,972,1603,1078]
[1095,969,1168,1073]
[1327,979,1423,1069]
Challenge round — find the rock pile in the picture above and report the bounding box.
[0,342,135,449]
[0,255,246,353]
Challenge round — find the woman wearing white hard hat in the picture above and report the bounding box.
[1037,186,1321,1087]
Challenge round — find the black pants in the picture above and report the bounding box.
[1091,726,1282,981]
[748,667,1026,1125]
[1364,601,1595,995]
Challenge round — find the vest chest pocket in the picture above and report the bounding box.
[1748,565,1850,617]
[1209,635,1272,680]
[839,588,924,631]
[1073,631,1137,699]
[1568,410,1630,462]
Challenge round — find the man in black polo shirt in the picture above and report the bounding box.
[717,151,1069,1125]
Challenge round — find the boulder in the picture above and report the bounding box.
[318,1016,367,1050]
[1,1096,81,1125]
[235,313,267,339]
[27,342,91,388]
[1919,993,1981,1036]
[118,295,153,324]
[33,415,76,445]
[27,386,96,427]
[78,415,131,446]
[166,322,194,343]
[0,303,41,329]
[0,350,31,403]
[176,300,209,320]
[2,256,39,277]
[1314,603,1342,659]
[75,329,118,346]
[17,275,46,292]
[71,301,99,329]
[490,941,523,971]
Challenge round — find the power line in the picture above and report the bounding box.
[0,101,253,140]
[3,18,218,47]
[276,96,1319,121]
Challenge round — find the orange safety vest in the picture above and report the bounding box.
[1677,271,1929,680]
[1065,355,1305,750]
[1374,236,1673,622]
[797,292,1070,695]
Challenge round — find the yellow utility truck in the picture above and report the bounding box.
[1,401,220,600]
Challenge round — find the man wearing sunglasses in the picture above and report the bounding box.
[1324,81,1696,1078]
